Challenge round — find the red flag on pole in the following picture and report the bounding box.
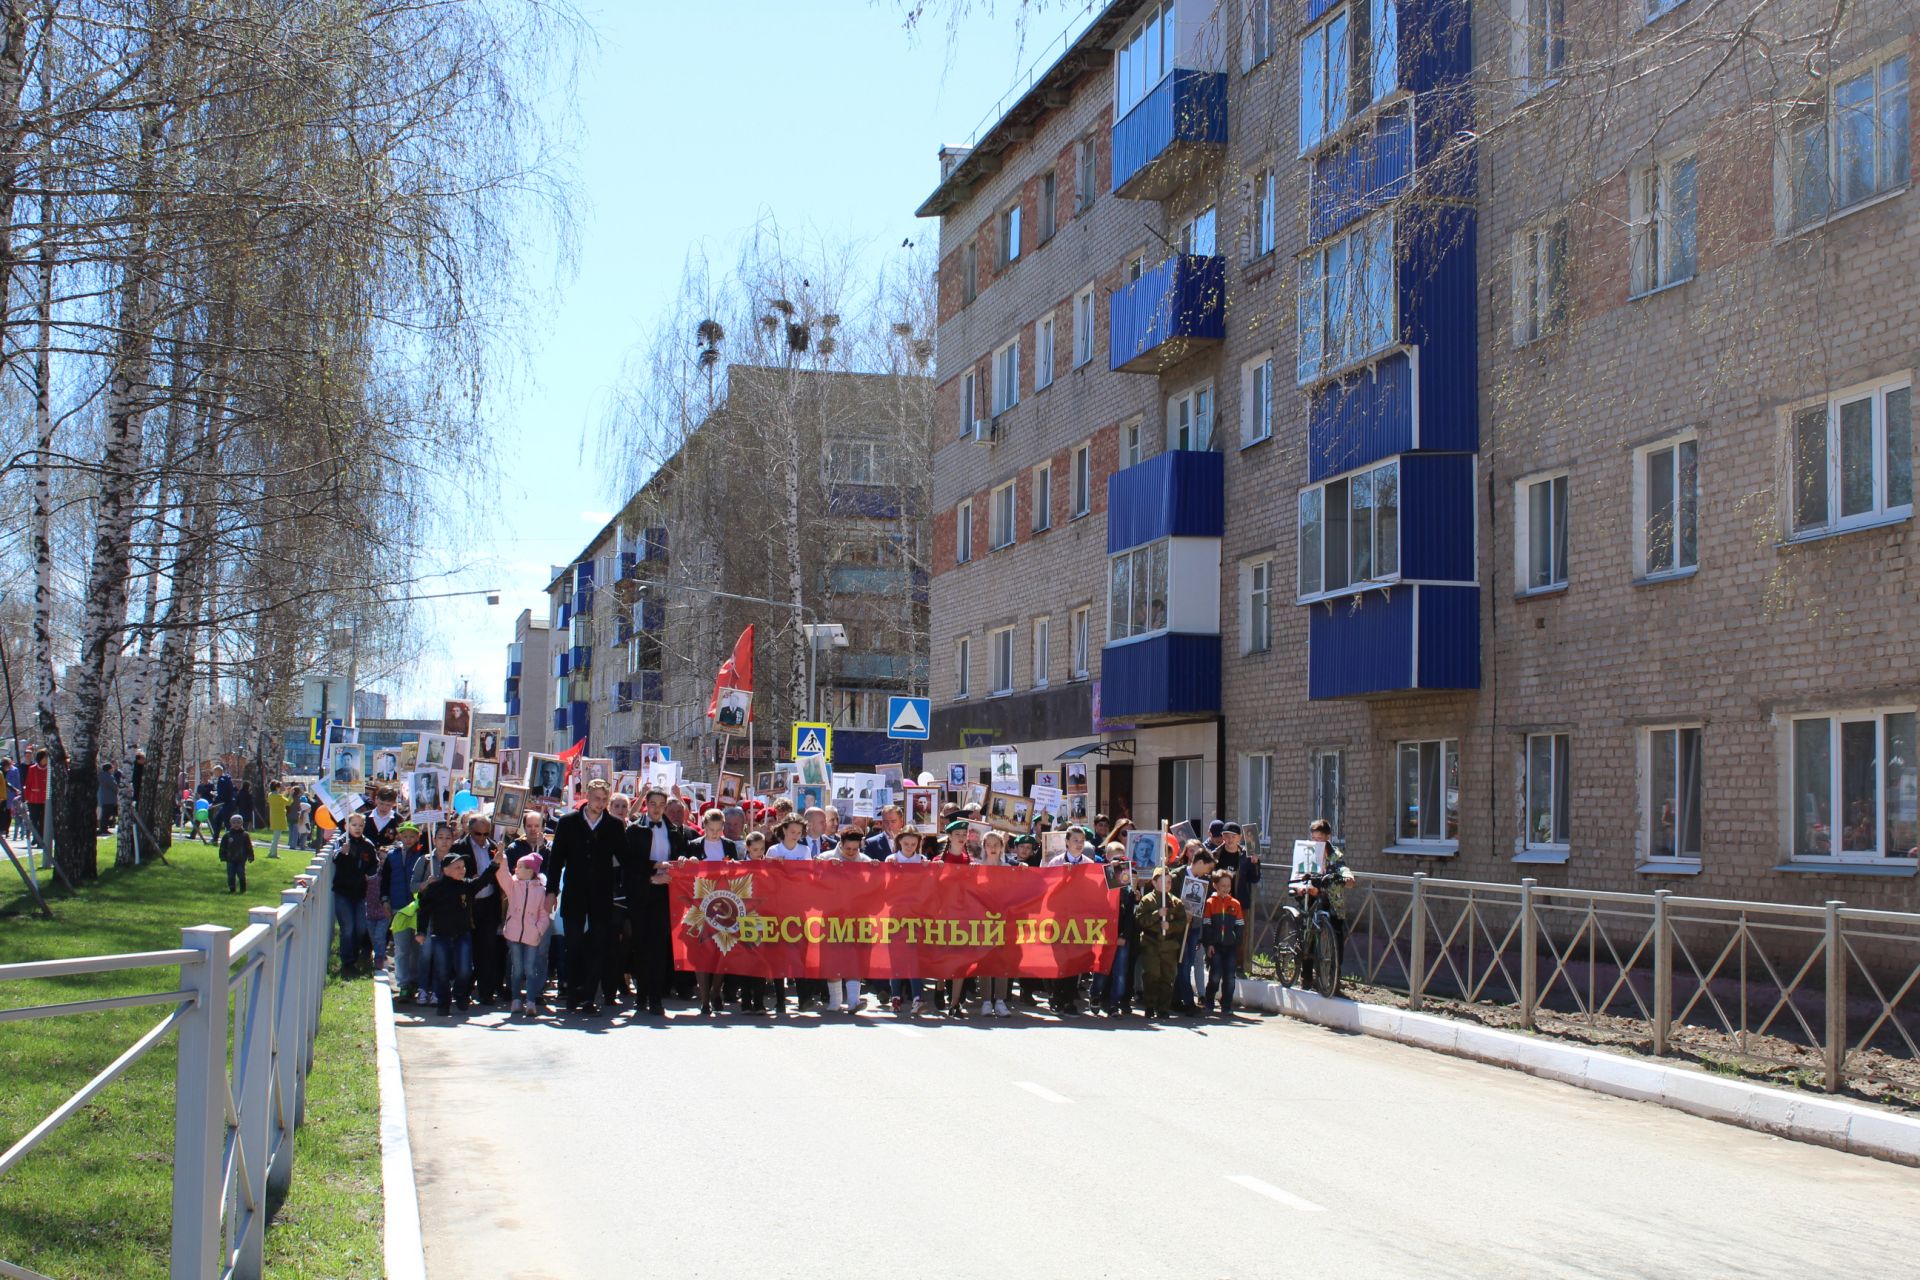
[707,624,755,722]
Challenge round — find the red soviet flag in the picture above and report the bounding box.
[706,624,754,722]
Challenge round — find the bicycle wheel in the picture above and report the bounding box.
[1272,907,1304,988]
[1311,917,1341,999]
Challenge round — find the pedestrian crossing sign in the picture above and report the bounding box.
[791,721,832,760]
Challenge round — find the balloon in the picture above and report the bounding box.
[194,799,210,817]
[452,789,477,814]
[314,806,337,831]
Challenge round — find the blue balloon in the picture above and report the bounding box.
[452,789,478,814]
[194,799,210,817]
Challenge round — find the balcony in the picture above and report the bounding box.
[572,586,595,615]
[1110,68,1227,200]
[551,707,567,732]
[825,565,909,596]
[553,649,570,679]
[840,653,912,683]
[1109,254,1225,375]
[1106,449,1224,552]
[1307,584,1479,700]
[569,644,591,673]
[1100,634,1220,721]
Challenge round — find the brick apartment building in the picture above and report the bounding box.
[500,609,552,753]
[922,0,1918,909]
[542,365,933,778]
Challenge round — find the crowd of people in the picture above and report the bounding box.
[323,777,1353,1023]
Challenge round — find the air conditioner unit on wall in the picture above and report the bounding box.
[969,417,993,446]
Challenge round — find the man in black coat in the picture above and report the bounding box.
[544,779,626,1014]
[624,787,688,1016]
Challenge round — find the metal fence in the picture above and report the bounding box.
[0,852,335,1280]
[1246,869,1920,1093]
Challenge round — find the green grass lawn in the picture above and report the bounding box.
[0,834,382,1279]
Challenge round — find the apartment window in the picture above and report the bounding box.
[824,439,881,485]
[1783,49,1909,231]
[959,370,978,438]
[1123,417,1144,468]
[1250,167,1277,259]
[1646,725,1703,862]
[956,499,974,564]
[1108,540,1170,641]
[1242,354,1273,445]
[991,339,1019,416]
[1513,0,1565,97]
[1297,459,1400,598]
[1789,377,1912,537]
[1075,137,1098,211]
[1524,732,1572,850]
[1127,252,1146,282]
[1515,471,1569,593]
[1032,616,1050,688]
[989,626,1015,695]
[1165,756,1205,831]
[1034,314,1055,392]
[1299,0,1397,151]
[1791,708,1919,860]
[1511,218,1567,345]
[1115,1,1176,119]
[1178,206,1217,257]
[1241,557,1272,654]
[1070,606,1091,679]
[963,241,978,303]
[1072,285,1096,367]
[1033,462,1053,533]
[1039,170,1057,242]
[1168,383,1214,451]
[1297,214,1395,383]
[1396,739,1459,845]
[1311,748,1344,837]
[1635,434,1698,578]
[1071,444,1092,517]
[955,636,971,699]
[1631,152,1698,295]
[989,482,1016,550]
[1244,0,1275,69]
[1241,753,1273,847]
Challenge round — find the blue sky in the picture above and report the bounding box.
[391,1,1100,716]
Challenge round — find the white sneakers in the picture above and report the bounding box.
[910,999,924,1017]
[994,1000,1011,1017]
[825,999,844,1013]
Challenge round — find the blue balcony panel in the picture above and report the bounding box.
[639,598,665,631]
[505,734,520,751]
[551,707,567,732]
[1309,105,1413,242]
[1100,633,1221,722]
[507,696,522,718]
[841,653,913,682]
[556,601,572,629]
[553,649,570,679]
[567,700,590,734]
[1403,206,1478,451]
[1404,0,1474,100]
[1399,453,1477,583]
[640,671,663,703]
[1308,353,1415,482]
[575,560,596,584]
[1109,254,1226,374]
[508,660,523,679]
[1111,68,1228,200]
[572,587,595,615]
[1307,584,1479,700]
[1108,449,1225,554]
[569,644,591,672]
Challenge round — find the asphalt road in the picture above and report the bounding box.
[397,1000,1920,1279]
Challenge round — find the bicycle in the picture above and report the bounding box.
[1272,871,1343,999]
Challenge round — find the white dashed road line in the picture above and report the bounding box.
[1013,1080,1072,1104]
[1226,1175,1326,1212]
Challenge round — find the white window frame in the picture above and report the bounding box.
[1632,431,1698,579]
[1241,556,1272,654]
[963,241,978,303]
[1070,606,1091,679]
[1039,170,1058,242]
[1107,540,1170,643]
[1786,374,1913,539]
[1630,149,1698,296]
[1510,218,1566,346]
[1522,731,1572,853]
[1032,616,1050,689]
[823,438,882,486]
[1241,752,1273,849]
[1115,1,1176,120]
[1296,458,1401,601]
[1299,7,1351,152]
[1071,443,1092,517]
[1514,469,1570,595]
[1241,353,1273,446]
[959,370,978,438]
[1072,284,1096,367]
[1075,137,1097,212]
[989,481,1016,551]
[1787,706,1920,863]
[1296,213,1396,385]
[1642,724,1704,864]
[955,636,972,699]
[1178,205,1218,257]
[1034,313,1055,391]
[1243,0,1274,72]
[992,338,1020,416]
[1250,167,1277,259]
[1123,417,1145,468]
[1393,738,1459,851]
[1778,46,1910,234]
[1168,380,1215,451]
[956,498,974,564]
[1511,0,1565,100]
[1311,748,1344,839]
[1033,461,1053,533]
[999,202,1022,268]
[989,626,1015,696]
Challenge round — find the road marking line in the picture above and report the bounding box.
[1014,1080,1072,1104]
[1226,1175,1325,1213]
[887,1024,925,1038]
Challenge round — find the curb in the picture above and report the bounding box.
[372,974,428,1280]
[1238,979,1920,1167]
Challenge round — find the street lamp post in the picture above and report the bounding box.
[634,583,839,723]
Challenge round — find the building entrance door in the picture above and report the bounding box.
[1098,762,1133,827]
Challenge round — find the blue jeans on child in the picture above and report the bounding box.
[508,938,550,1005]
[391,928,420,994]
[890,977,925,1006]
[1173,930,1206,1006]
[1099,940,1133,1010]
[368,916,391,967]
[1203,944,1238,1011]
[332,895,368,973]
[429,934,473,1011]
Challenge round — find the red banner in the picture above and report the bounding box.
[668,861,1118,980]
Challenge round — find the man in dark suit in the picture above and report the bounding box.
[624,787,688,1016]
[544,779,625,1014]
[862,804,906,861]
[207,765,236,843]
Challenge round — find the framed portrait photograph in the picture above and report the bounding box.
[441,699,472,740]
[470,760,499,797]
[946,762,969,790]
[475,728,500,762]
[903,786,939,833]
[985,792,1013,826]
[965,821,991,859]
[1067,792,1090,821]
[369,748,402,783]
[409,768,446,823]
[640,743,667,769]
[713,687,751,733]
[449,735,471,776]
[717,771,744,805]
[526,753,566,801]
[685,780,713,808]
[756,771,775,797]
[498,748,521,782]
[419,733,453,771]
[963,783,988,810]
[877,763,903,791]
[797,754,829,787]
[614,770,640,798]
[1033,770,1060,792]
[1127,829,1163,872]
[579,758,613,787]
[1043,830,1068,860]
[1008,796,1034,827]
[397,741,419,772]
[794,783,826,813]
[1063,762,1088,793]
[645,759,680,794]
[329,743,366,790]
[493,784,527,825]
[832,773,858,802]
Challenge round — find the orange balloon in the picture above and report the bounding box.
[314,806,337,831]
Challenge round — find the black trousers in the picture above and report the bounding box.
[633,886,674,1004]
[561,895,618,1008]
[472,893,506,1000]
